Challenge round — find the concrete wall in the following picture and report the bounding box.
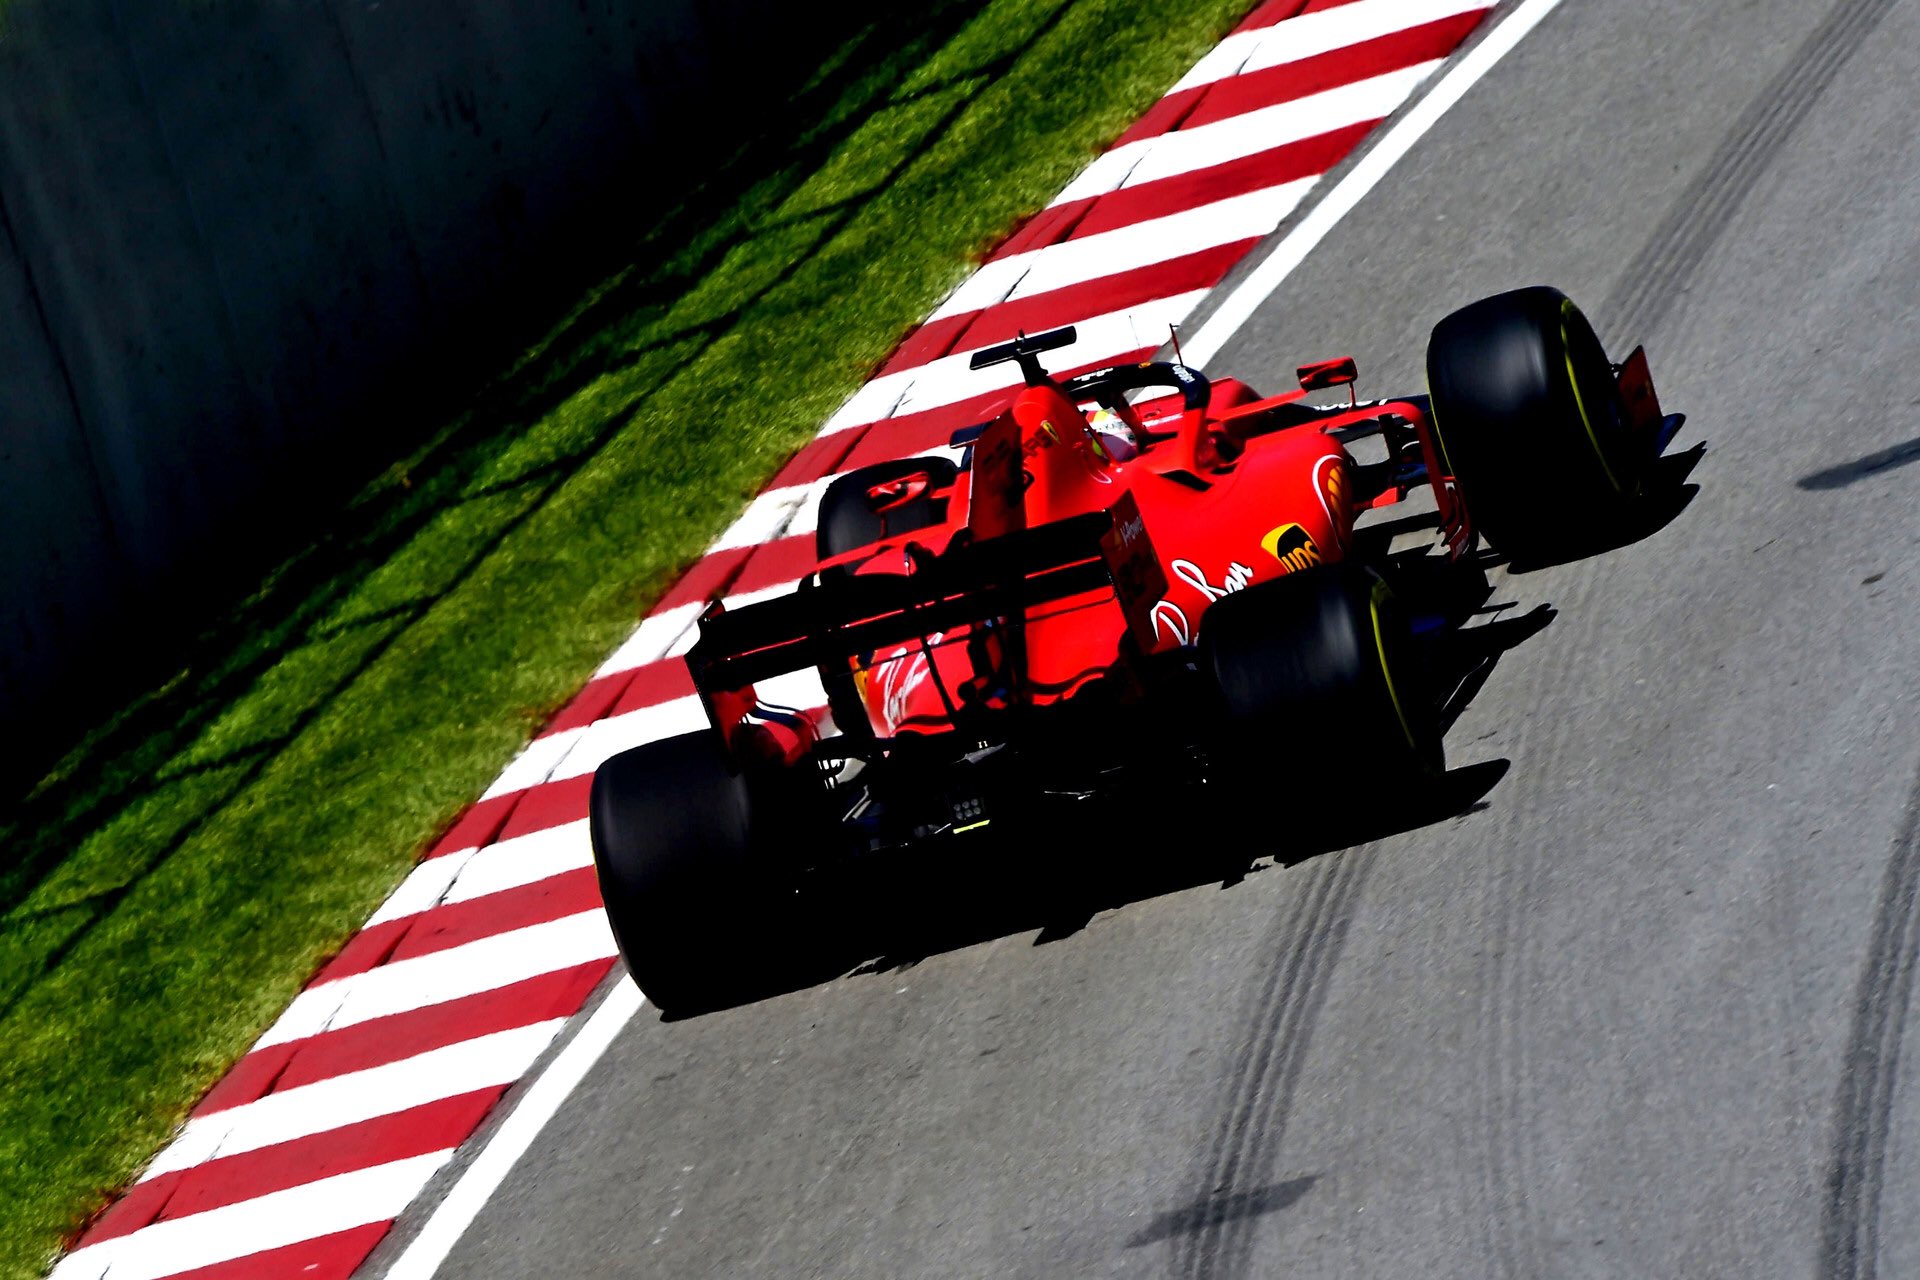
[0,0,837,759]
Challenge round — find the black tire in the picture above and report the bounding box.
[1426,286,1642,559]
[588,730,785,1014]
[815,456,958,560]
[1200,562,1442,781]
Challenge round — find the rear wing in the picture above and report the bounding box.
[686,496,1166,739]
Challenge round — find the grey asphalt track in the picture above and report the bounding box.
[381,0,1920,1274]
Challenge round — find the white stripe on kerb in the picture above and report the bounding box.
[1053,62,1438,206]
[1186,0,1569,367]
[1173,0,1489,92]
[256,910,614,1049]
[934,180,1314,320]
[145,1021,565,1181]
[55,1153,457,1280]
[815,291,1210,437]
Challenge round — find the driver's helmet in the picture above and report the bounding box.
[1085,406,1139,462]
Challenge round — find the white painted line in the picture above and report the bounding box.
[380,980,646,1280]
[53,1152,458,1280]
[1185,0,1567,367]
[146,1021,565,1181]
[934,180,1314,319]
[257,910,614,1048]
[1173,0,1490,92]
[1052,62,1438,205]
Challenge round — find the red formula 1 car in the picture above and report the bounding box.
[590,286,1683,1012]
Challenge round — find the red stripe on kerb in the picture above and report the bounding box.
[1185,15,1486,130]
[423,788,519,859]
[495,773,592,840]
[729,532,820,598]
[541,669,635,736]
[885,241,1252,376]
[1243,0,1363,27]
[83,1091,500,1244]
[142,1222,395,1280]
[195,961,611,1115]
[606,660,697,718]
[839,346,1161,473]
[948,241,1256,356]
[1074,121,1378,239]
[542,660,694,740]
[311,867,601,988]
[652,544,753,614]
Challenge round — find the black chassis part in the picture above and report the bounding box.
[767,651,1210,867]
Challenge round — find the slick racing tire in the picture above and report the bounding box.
[589,730,789,1015]
[815,456,959,560]
[1200,562,1442,782]
[1426,286,1642,559]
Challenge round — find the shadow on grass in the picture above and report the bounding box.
[0,0,1080,1016]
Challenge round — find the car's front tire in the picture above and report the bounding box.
[1426,286,1644,560]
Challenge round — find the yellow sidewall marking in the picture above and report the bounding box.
[1369,578,1421,757]
[1561,299,1624,494]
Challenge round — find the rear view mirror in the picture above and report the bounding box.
[1297,356,1358,392]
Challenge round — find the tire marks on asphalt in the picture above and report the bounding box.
[1141,848,1374,1278]
[1601,0,1899,345]
[1821,769,1920,1280]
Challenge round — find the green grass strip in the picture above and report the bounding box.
[0,0,1258,1272]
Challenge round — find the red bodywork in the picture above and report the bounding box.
[798,362,1466,745]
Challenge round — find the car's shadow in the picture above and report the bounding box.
[668,756,1513,1019]
[663,437,1707,1017]
[664,567,1530,1019]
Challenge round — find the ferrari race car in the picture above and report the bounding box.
[590,286,1684,1013]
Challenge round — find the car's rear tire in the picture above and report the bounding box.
[589,730,789,1014]
[1426,286,1642,559]
[1200,562,1442,783]
[815,456,958,560]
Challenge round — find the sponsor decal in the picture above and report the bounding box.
[872,633,944,732]
[1260,523,1324,574]
[1171,557,1253,602]
[1151,600,1190,646]
[1099,492,1167,648]
[1149,556,1252,646]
